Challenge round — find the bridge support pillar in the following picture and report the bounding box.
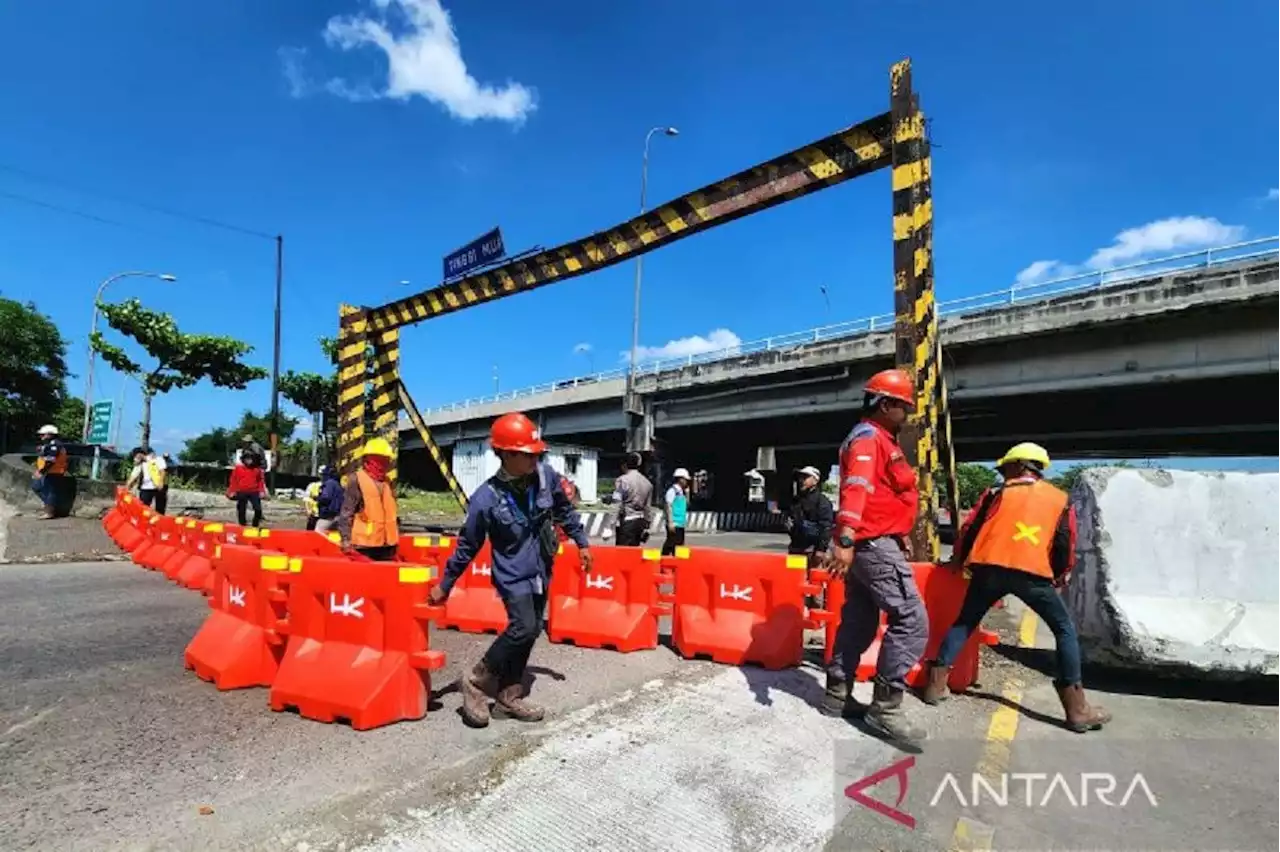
[624,391,654,453]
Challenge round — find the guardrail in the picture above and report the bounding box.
[421,236,1279,414]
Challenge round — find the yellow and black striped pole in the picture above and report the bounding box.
[368,327,401,482]
[397,380,470,512]
[890,59,942,562]
[335,304,369,481]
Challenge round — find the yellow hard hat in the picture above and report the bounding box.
[996,442,1051,470]
[358,437,394,458]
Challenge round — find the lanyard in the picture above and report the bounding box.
[504,485,536,522]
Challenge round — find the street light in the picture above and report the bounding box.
[83,271,177,443]
[626,126,679,400]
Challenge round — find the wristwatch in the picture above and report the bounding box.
[838,534,855,549]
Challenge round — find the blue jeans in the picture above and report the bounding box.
[32,474,62,509]
[936,565,1083,685]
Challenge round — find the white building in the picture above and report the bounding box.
[450,439,600,503]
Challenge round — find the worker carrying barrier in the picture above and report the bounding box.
[810,563,999,693]
[401,535,506,635]
[184,545,292,690]
[547,542,666,653]
[669,547,817,670]
[134,514,182,571]
[268,556,447,731]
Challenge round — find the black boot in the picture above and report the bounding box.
[865,681,927,746]
[823,673,849,715]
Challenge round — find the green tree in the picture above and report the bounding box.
[54,396,87,440]
[90,299,268,448]
[0,297,71,452]
[955,463,998,508]
[180,426,235,464]
[235,408,297,446]
[280,335,340,460]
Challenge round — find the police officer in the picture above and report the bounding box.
[923,443,1111,733]
[824,369,928,746]
[429,413,593,728]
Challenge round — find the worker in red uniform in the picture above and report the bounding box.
[824,368,928,747]
[922,442,1111,733]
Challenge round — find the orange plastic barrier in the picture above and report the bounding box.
[173,521,221,590]
[239,527,345,557]
[401,535,506,635]
[134,514,181,570]
[184,544,291,689]
[268,556,447,730]
[159,519,199,579]
[115,501,149,553]
[547,543,665,652]
[669,547,817,670]
[103,488,128,537]
[813,563,998,692]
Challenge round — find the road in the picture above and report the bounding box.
[1,530,1275,851]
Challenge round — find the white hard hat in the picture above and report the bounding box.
[37,424,58,435]
[797,465,823,479]
[672,467,691,480]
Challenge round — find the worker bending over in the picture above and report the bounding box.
[430,413,593,728]
[824,369,929,747]
[923,442,1110,733]
[338,438,399,561]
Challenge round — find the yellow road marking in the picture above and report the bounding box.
[947,605,1039,851]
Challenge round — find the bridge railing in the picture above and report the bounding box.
[421,236,1279,414]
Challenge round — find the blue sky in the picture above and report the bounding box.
[1,0,1277,456]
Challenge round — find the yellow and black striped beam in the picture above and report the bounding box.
[397,380,469,512]
[336,304,369,480]
[369,327,401,482]
[364,113,894,333]
[936,331,961,525]
[889,58,942,562]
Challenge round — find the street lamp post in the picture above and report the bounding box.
[83,271,177,443]
[625,126,679,400]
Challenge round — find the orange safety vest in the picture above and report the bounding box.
[963,479,1068,579]
[37,443,68,476]
[351,471,399,547]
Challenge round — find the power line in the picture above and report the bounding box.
[0,188,148,233]
[0,163,274,241]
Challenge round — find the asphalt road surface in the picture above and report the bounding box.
[2,530,1276,851]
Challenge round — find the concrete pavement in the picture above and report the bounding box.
[3,531,1276,851]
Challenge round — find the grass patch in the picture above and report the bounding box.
[397,487,467,516]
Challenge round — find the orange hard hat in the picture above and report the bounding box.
[864,369,915,406]
[490,412,547,454]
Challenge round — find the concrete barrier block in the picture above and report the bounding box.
[1067,467,1279,677]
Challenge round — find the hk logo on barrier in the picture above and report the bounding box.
[329,593,365,619]
[472,564,492,577]
[228,585,246,608]
[585,574,614,591]
[719,583,753,602]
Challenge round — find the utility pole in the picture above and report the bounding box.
[268,234,283,495]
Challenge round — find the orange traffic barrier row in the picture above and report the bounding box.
[102,487,1001,729]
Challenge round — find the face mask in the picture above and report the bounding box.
[363,456,390,481]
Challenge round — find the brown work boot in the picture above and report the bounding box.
[865,681,927,747]
[495,683,545,722]
[460,661,499,728]
[1055,681,1112,733]
[920,661,952,706]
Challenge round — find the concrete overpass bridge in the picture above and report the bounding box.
[399,242,1279,506]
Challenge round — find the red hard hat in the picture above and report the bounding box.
[864,369,915,406]
[490,412,547,454]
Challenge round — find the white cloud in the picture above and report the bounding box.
[1013,215,1246,287]
[572,342,592,355]
[1268,188,1279,201]
[1085,216,1244,269]
[279,47,310,98]
[630,329,743,363]
[311,0,536,123]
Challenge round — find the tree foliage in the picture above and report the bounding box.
[955,463,998,508]
[279,335,344,459]
[90,298,268,446]
[55,396,87,440]
[0,297,71,450]
[180,409,300,465]
[180,426,235,464]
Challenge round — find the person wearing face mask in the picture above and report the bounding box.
[429,412,593,729]
[822,368,929,747]
[337,438,399,562]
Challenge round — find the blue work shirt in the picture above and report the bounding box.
[441,463,589,599]
[316,471,344,519]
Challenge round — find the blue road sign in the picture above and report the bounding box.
[443,227,506,281]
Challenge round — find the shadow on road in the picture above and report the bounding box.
[988,642,1279,706]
